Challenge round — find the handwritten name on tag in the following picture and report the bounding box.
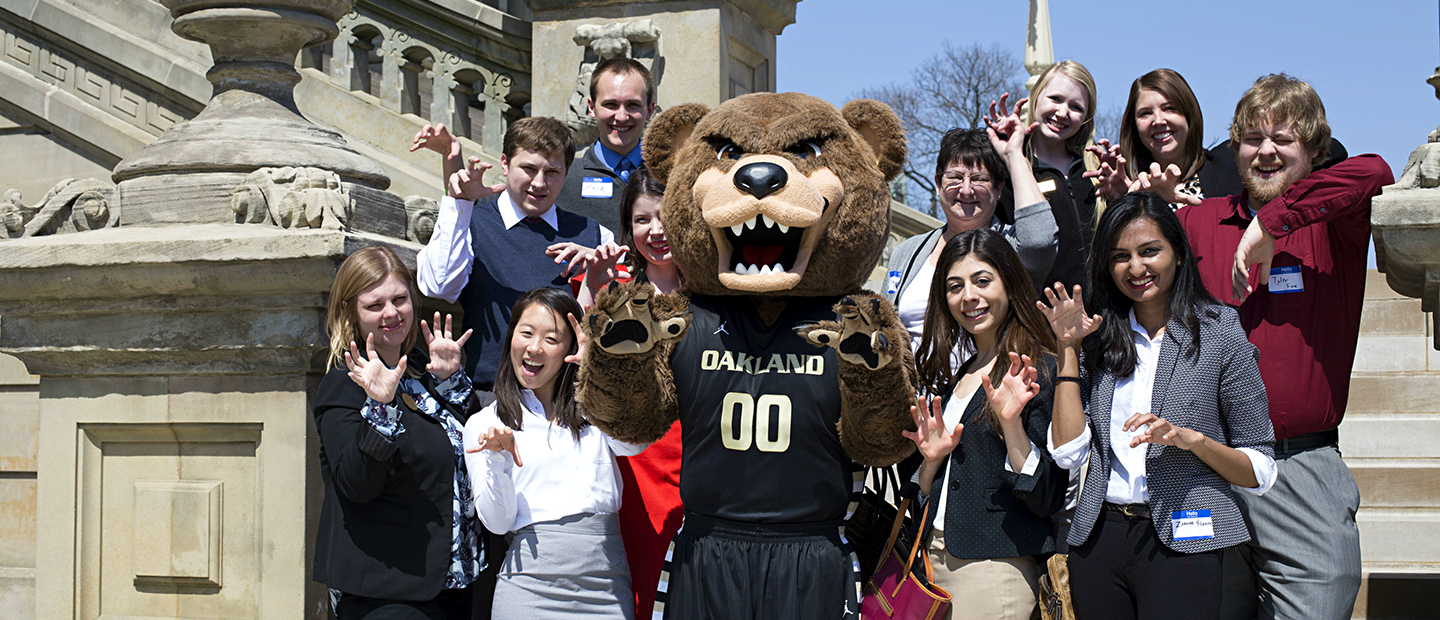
[1172,509,1215,541]
[581,177,614,199]
[1268,265,1303,294]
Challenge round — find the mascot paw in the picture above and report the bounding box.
[798,295,901,370]
[585,281,687,355]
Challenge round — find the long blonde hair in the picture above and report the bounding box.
[325,246,420,369]
[1026,60,1106,216]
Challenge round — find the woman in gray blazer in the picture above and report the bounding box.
[1038,192,1276,620]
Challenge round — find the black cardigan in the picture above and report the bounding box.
[903,357,1067,560]
[311,348,472,601]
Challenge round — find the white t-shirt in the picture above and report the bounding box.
[463,389,647,534]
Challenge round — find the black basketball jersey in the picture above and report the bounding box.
[671,294,858,523]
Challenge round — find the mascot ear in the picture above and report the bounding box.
[642,103,709,183]
[841,99,907,183]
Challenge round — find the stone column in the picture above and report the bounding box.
[1373,65,1440,347]
[1022,0,1054,112]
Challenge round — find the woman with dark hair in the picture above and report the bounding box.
[886,97,1060,350]
[902,227,1068,620]
[575,166,686,619]
[1039,192,1277,619]
[463,287,644,619]
[312,246,480,620]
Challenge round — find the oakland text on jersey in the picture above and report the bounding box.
[697,349,826,376]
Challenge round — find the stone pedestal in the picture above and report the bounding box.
[528,0,798,141]
[0,226,411,619]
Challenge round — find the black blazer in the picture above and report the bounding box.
[1068,307,1274,554]
[904,357,1068,560]
[311,348,471,601]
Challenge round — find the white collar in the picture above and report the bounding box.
[497,190,559,231]
[1128,308,1166,344]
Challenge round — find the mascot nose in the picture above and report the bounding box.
[734,162,788,199]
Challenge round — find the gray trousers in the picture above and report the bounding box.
[1221,446,1361,620]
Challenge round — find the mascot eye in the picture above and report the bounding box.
[786,141,823,160]
[717,143,745,160]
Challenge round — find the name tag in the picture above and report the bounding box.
[1172,509,1215,541]
[885,270,902,296]
[581,177,614,199]
[1037,179,1058,194]
[1268,265,1303,294]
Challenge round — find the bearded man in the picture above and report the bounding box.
[1175,73,1393,620]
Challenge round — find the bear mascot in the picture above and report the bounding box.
[576,92,918,620]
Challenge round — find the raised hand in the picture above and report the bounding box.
[1084,140,1132,200]
[410,123,460,159]
[464,425,523,466]
[448,156,506,202]
[901,395,963,463]
[984,93,1038,160]
[1232,216,1275,303]
[1129,162,1201,207]
[1038,283,1103,347]
[582,281,687,356]
[1124,412,1205,451]
[565,311,589,366]
[421,312,472,382]
[982,352,1041,425]
[546,241,597,278]
[344,332,407,403]
[798,295,904,370]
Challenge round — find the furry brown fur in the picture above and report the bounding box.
[578,92,917,467]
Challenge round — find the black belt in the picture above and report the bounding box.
[1103,503,1151,519]
[1275,428,1338,456]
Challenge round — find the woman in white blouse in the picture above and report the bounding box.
[1038,192,1276,620]
[463,287,645,619]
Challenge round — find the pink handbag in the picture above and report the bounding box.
[861,495,951,619]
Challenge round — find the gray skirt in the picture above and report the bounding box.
[492,512,634,619]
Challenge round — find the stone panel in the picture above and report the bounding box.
[0,479,36,569]
[0,122,118,211]
[1347,373,1440,414]
[1340,414,1440,459]
[1352,335,1430,372]
[1355,507,1440,565]
[1349,460,1440,508]
[1358,298,1426,335]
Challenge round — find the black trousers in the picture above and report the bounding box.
[335,584,474,620]
[660,512,859,620]
[1068,509,1222,620]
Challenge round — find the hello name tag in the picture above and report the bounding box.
[1037,179,1058,194]
[1268,265,1303,294]
[1172,509,1215,541]
[581,177,614,199]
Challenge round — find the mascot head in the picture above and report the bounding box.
[642,93,906,297]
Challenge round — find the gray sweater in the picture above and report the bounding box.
[884,200,1059,305]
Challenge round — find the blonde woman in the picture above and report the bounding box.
[311,246,482,620]
[1021,60,1104,266]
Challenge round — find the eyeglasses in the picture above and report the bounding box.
[941,173,993,190]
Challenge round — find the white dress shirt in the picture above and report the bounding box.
[417,192,615,303]
[462,389,645,534]
[1048,310,1276,504]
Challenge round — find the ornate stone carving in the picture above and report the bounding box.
[565,19,662,138]
[230,167,349,230]
[1,178,117,239]
[404,196,438,244]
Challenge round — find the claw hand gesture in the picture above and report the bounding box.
[1084,139,1132,200]
[1038,283,1104,348]
[421,312,472,383]
[1124,412,1205,451]
[410,123,460,159]
[901,396,964,464]
[985,93,1039,160]
[465,425,523,467]
[1128,162,1201,207]
[982,352,1041,425]
[344,333,407,404]
[448,156,506,202]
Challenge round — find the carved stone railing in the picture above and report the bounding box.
[310,0,532,155]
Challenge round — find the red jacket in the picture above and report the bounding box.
[1177,154,1393,439]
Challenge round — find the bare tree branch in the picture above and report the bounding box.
[855,42,1026,217]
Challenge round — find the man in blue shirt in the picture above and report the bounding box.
[558,57,657,233]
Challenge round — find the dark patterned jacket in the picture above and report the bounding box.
[1068,305,1275,554]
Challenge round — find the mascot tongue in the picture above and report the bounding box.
[742,245,785,266]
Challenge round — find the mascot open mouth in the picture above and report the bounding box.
[721,212,809,275]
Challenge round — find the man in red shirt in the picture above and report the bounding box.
[1175,75,1393,620]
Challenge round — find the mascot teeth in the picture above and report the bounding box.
[722,214,806,275]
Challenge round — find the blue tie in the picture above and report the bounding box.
[615,159,635,183]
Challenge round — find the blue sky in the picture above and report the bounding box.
[776,0,1437,266]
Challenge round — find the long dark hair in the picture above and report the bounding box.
[1083,192,1220,377]
[618,165,668,283]
[493,287,587,440]
[916,228,1056,436]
